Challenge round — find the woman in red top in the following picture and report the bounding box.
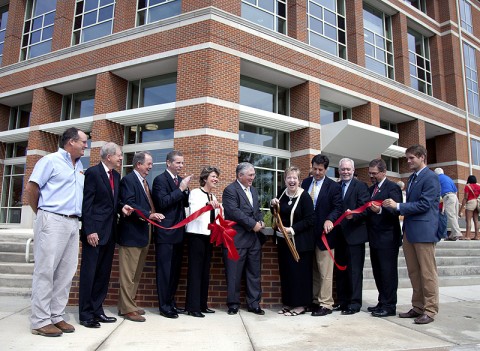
[459,175,480,240]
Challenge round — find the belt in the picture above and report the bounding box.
[39,209,79,219]
[442,192,455,197]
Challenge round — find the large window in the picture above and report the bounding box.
[464,43,479,118]
[459,0,473,34]
[363,4,394,79]
[1,142,27,224]
[72,0,115,44]
[128,73,177,109]
[0,4,8,66]
[380,120,398,145]
[408,29,431,95]
[404,0,426,13]
[472,138,480,166]
[9,104,31,130]
[239,123,288,150]
[240,76,289,115]
[241,0,286,34]
[381,155,399,172]
[124,120,174,144]
[320,101,351,124]
[21,0,57,60]
[61,90,95,120]
[137,0,181,26]
[122,149,172,184]
[307,0,346,58]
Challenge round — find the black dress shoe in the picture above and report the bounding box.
[80,319,101,328]
[94,314,117,323]
[341,308,360,315]
[174,307,187,315]
[371,309,396,317]
[188,311,205,318]
[367,305,381,313]
[201,308,215,313]
[227,307,238,315]
[160,310,179,319]
[247,307,265,315]
[332,304,346,312]
[311,306,332,317]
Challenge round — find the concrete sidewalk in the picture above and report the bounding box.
[1,286,479,351]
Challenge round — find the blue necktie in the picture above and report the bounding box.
[342,182,347,199]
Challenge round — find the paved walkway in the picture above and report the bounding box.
[1,286,479,351]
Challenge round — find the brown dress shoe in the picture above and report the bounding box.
[54,320,75,333]
[414,314,434,324]
[398,309,422,318]
[137,309,146,315]
[31,324,63,337]
[124,311,146,322]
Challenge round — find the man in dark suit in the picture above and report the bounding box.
[301,154,343,317]
[366,158,402,317]
[117,151,164,322]
[334,158,370,315]
[222,162,265,315]
[79,143,128,328]
[152,150,192,319]
[384,145,441,325]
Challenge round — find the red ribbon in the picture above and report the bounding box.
[322,200,383,271]
[133,205,240,261]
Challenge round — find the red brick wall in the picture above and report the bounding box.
[52,0,76,51]
[345,0,365,66]
[182,0,241,14]
[1,0,26,67]
[113,0,137,33]
[352,102,380,127]
[287,0,307,43]
[392,12,410,85]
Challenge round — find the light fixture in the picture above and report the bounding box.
[145,123,158,131]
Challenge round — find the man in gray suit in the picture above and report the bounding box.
[383,145,441,324]
[222,162,265,315]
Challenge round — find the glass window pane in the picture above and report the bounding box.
[148,1,181,23]
[34,0,57,16]
[242,3,274,30]
[98,5,114,21]
[85,0,99,12]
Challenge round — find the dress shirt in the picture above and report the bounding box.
[29,148,84,216]
[237,180,253,206]
[398,166,427,211]
[342,179,352,198]
[309,177,325,207]
[133,169,149,196]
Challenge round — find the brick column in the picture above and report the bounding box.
[1,0,26,66]
[182,0,241,15]
[0,104,9,131]
[429,35,446,102]
[345,0,365,66]
[290,81,320,175]
[287,0,307,43]
[397,119,426,173]
[434,133,468,181]
[441,33,465,109]
[352,102,380,127]
[52,0,76,51]
[391,12,410,85]
[113,0,137,33]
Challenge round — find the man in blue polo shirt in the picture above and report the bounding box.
[26,127,88,337]
[434,168,462,241]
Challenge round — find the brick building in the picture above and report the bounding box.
[0,0,478,307]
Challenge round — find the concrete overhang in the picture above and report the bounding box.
[0,128,30,143]
[105,104,175,126]
[321,119,399,167]
[239,106,311,132]
[38,118,94,135]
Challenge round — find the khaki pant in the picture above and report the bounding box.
[312,247,334,309]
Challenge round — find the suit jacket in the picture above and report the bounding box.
[117,171,152,247]
[338,178,370,245]
[81,163,120,245]
[400,167,441,243]
[301,176,343,250]
[367,178,402,249]
[222,181,264,249]
[152,171,189,244]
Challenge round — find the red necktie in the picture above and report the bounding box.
[108,170,114,192]
[372,184,379,198]
[174,177,179,187]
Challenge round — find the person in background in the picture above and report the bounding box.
[185,166,221,318]
[459,175,480,240]
[270,166,314,316]
[434,168,462,241]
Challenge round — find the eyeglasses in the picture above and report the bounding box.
[368,171,384,176]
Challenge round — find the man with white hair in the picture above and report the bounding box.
[434,168,462,240]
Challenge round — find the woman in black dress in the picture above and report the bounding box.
[270,166,314,316]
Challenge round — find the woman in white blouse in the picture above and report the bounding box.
[185,166,221,317]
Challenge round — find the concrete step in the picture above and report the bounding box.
[0,286,31,297]
[0,242,33,254]
[0,252,33,263]
[363,265,480,279]
[363,256,479,268]
[363,275,480,290]
[0,230,34,242]
[0,262,34,274]
[0,273,33,288]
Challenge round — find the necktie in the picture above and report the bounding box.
[108,170,114,192]
[245,187,253,206]
[310,181,317,209]
[342,182,347,199]
[408,173,417,193]
[174,177,179,187]
[371,184,379,198]
[143,179,156,212]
